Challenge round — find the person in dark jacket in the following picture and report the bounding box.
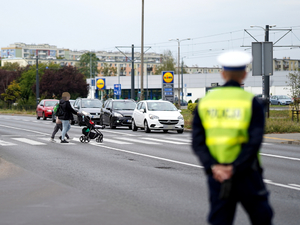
[192,51,273,225]
[58,92,78,143]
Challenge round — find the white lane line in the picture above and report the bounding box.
[165,137,191,143]
[96,138,131,145]
[0,140,17,146]
[91,144,203,168]
[142,137,186,145]
[289,184,300,188]
[260,153,300,161]
[116,137,161,145]
[264,179,300,191]
[0,125,48,135]
[12,138,46,145]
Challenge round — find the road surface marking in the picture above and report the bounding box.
[264,179,300,191]
[0,140,17,146]
[142,137,186,145]
[0,125,47,135]
[116,137,161,145]
[92,144,203,168]
[289,184,300,188]
[260,153,300,161]
[12,138,46,145]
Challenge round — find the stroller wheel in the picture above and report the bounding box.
[79,136,84,143]
[85,137,90,143]
[96,136,103,143]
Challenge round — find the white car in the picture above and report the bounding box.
[132,100,184,133]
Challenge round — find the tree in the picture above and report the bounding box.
[286,71,300,111]
[1,62,20,71]
[1,80,21,105]
[78,52,100,78]
[0,66,23,97]
[38,65,88,99]
[154,50,176,75]
[100,63,117,76]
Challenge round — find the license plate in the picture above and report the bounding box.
[164,125,173,129]
[127,119,132,123]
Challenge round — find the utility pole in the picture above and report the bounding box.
[140,0,144,100]
[36,55,39,105]
[264,25,270,117]
[131,44,135,100]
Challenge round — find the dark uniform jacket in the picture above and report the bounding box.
[192,80,265,177]
[58,99,77,121]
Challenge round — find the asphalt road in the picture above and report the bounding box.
[0,115,299,225]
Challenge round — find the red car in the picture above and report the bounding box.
[36,99,59,120]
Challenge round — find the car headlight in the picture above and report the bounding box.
[178,115,184,120]
[149,114,159,120]
[113,112,123,117]
[47,110,52,112]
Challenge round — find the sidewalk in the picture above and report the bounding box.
[264,133,300,145]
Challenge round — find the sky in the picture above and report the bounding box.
[1,0,300,67]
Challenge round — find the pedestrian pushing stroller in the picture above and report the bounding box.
[78,111,104,143]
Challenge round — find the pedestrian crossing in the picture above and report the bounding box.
[0,135,192,146]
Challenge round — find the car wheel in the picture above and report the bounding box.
[42,112,46,120]
[278,102,280,105]
[144,120,151,133]
[110,118,116,129]
[132,120,138,131]
[163,130,168,133]
[36,113,40,120]
[177,129,184,134]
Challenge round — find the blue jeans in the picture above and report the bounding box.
[61,120,71,140]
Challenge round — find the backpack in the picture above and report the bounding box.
[53,103,59,114]
[55,103,64,117]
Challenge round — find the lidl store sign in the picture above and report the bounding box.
[162,71,174,83]
[96,78,106,90]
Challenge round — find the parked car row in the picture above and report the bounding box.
[36,97,185,134]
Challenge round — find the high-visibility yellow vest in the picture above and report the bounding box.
[198,87,254,164]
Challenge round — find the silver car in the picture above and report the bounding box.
[73,98,103,125]
[270,95,292,105]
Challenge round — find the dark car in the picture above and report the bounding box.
[36,99,59,120]
[52,99,75,123]
[100,99,136,129]
[72,98,103,125]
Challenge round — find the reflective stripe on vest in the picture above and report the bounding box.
[198,87,254,164]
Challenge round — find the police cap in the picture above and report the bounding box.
[217,51,252,71]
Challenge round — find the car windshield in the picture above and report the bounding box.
[81,99,103,108]
[278,95,289,99]
[147,102,178,111]
[113,101,136,110]
[45,101,58,107]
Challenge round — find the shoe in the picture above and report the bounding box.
[66,136,70,139]
[61,139,69,143]
[50,138,55,142]
[59,136,62,140]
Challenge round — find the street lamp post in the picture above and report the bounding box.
[36,55,39,105]
[169,38,190,107]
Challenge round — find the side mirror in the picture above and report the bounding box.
[139,109,145,113]
[178,109,182,113]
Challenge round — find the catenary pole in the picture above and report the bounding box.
[140,0,144,100]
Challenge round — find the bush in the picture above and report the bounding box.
[188,103,197,114]
[195,98,199,103]
[188,100,192,104]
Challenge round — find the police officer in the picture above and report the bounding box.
[192,51,273,225]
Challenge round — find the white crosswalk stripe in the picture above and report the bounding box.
[12,138,46,145]
[116,137,161,145]
[142,137,186,145]
[0,140,17,146]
